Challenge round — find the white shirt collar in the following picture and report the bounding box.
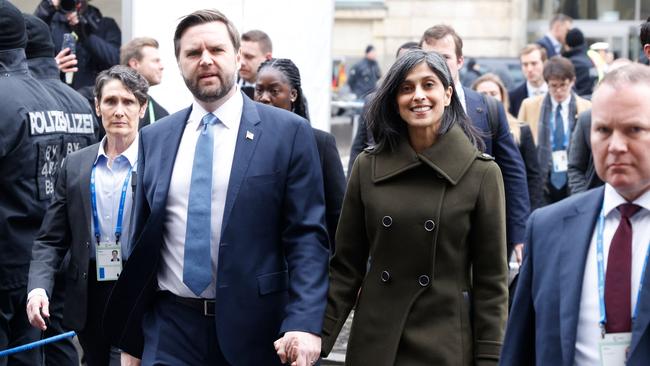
[454,81,467,112]
[603,183,650,218]
[188,87,243,132]
[526,81,548,96]
[551,95,571,111]
[95,133,139,168]
[546,32,562,50]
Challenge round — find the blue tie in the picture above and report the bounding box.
[183,113,218,296]
[550,104,567,189]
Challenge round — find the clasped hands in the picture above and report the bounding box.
[274,331,321,366]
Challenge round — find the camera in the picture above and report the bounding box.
[59,0,78,12]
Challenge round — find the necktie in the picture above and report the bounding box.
[183,113,218,296]
[605,203,641,333]
[550,104,567,189]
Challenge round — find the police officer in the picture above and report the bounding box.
[0,2,96,364]
[23,13,98,366]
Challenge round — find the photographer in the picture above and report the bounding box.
[35,0,120,90]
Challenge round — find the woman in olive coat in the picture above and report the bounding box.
[321,50,509,365]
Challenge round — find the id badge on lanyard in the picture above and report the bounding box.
[90,164,132,281]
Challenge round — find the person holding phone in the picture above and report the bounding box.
[34,0,120,90]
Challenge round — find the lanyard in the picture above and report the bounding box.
[90,163,133,245]
[596,205,650,336]
[549,105,570,149]
[148,99,155,124]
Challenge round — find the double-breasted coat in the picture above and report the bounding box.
[321,125,509,365]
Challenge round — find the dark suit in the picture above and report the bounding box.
[536,35,559,58]
[138,95,169,130]
[103,93,329,364]
[313,129,346,252]
[508,82,528,117]
[28,143,120,366]
[568,109,603,194]
[464,87,530,248]
[500,187,650,366]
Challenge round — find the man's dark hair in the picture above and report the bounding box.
[395,41,420,58]
[258,58,309,120]
[640,17,650,46]
[241,29,272,54]
[420,24,463,58]
[120,37,159,66]
[174,9,240,58]
[543,56,575,82]
[94,65,149,106]
[366,49,484,153]
[549,13,572,28]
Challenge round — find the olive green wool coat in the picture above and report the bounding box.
[322,125,509,365]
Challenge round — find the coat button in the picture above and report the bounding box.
[82,272,88,280]
[85,241,90,248]
[380,270,391,283]
[381,216,392,228]
[424,220,435,232]
[418,275,430,287]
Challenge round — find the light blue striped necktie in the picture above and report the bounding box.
[183,113,218,296]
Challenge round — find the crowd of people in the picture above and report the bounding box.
[1,0,650,365]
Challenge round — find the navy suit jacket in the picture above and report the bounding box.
[464,87,530,245]
[537,35,559,58]
[103,93,330,364]
[501,187,650,365]
[508,82,528,117]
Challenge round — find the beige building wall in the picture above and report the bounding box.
[334,0,528,70]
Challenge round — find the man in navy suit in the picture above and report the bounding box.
[501,63,650,365]
[420,24,530,263]
[508,44,548,117]
[536,13,572,59]
[103,9,328,366]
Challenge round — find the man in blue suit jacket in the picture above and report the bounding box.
[535,14,572,59]
[103,9,328,366]
[501,64,650,365]
[421,25,531,260]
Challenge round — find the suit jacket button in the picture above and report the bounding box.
[424,220,435,232]
[381,216,392,228]
[85,241,90,248]
[418,275,430,287]
[380,270,391,283]
[82,272,87,280]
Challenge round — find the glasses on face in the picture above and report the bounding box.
[548,80,572,91]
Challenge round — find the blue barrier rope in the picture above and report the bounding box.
[0,331,76,358]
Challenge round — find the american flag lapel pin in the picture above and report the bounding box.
[246,131,254,140]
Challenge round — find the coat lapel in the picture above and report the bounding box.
[537,94,553,178]
[558,187,603,365]
[221,96,261,234]
[78,144,100,240]
[150,107,191,213]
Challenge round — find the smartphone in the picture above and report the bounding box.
[62,33,76,54]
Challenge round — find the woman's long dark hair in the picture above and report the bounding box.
[257,58,310,121]
[366,49,484,153]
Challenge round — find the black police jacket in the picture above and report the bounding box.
[0,49,97,289]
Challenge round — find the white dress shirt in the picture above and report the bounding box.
[526,81,548,97]
[455,82,467,113]
[545,32,562,55]
[158,90,243,299]
[574,185,650,365]
[28,136,138,301]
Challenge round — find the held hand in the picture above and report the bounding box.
[514,243,524,266]
[274,331,321,366]
[26,294,49,331]
[55,48,78,73]
[120,352,141,366]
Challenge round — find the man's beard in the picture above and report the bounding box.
[184,72,235,103]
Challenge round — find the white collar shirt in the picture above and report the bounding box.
[574,185,650,365]
[546,32,562,55]
[526,81,548,97]
[158,89,243,298]
[455,82,467,113]
[92,135,139,259]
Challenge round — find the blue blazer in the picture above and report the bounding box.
[507,82,528,117]
[500,187,650,365]
[537,35,559,58]
[103,94,330,364]
[464,87,530,245]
